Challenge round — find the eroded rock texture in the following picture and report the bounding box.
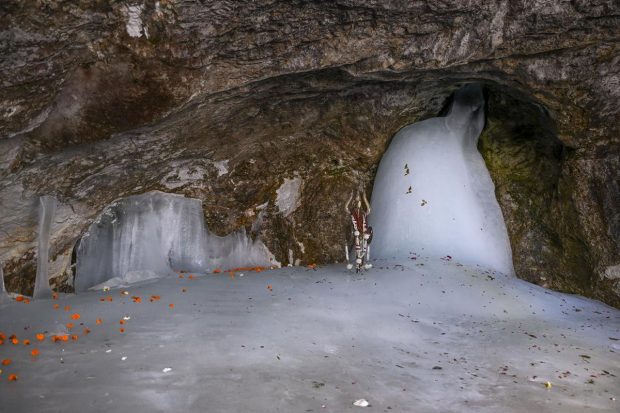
[0,1,618,306]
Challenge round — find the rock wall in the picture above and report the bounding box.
[0,1,618,305]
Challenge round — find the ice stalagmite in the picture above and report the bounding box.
[33,195,57,299]
[76,191,276,291]
[0,264,11,304]
[370,84,514,275]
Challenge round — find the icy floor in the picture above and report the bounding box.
[1,258,619,413]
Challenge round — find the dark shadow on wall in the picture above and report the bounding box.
[477,85,606,303]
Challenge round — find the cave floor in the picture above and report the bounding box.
[0,258,619,413]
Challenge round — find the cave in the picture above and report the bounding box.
[0,1,618,412]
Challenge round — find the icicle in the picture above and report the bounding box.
[369,84,514,275]
[33,195,57,299]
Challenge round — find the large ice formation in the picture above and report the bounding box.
[75,191,276,291]
[369,84,514,275]
[33,195,57,299]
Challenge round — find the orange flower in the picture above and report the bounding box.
[31,349,40,357]
[131,296,142,303]
[8,374,17,381]
[15,295,24,302]
[188,275,195,280]
[0,332,6,341]
[11,338,19,345]
[64,305,71,312]
[36,333,45,341]
[71,313,81,320]
[52,292,58,300]
[1,359,11,366]
[168,303,174,309]
[71,335,78,341]
[119,319,125,325]
[307,263,317,269]
[52,334,69,343]
[149,295,161,302]
[119,328,125,333]
[66,323,74,330]
[213,268,222,274]
[53,304,60,309]
[267,284,273,291]
[0,340,3,345]
[83,328,91,335]
[96,319,102,325]
[23,339,30,346]
[23,298,31,304]
[178,274,185,279]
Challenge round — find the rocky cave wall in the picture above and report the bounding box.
[0,0,618,306]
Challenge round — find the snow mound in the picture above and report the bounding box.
[370,84,514,275]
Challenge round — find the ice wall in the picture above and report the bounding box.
[33,195,56,299]
[76,191,276,291]
[370,84,515,275]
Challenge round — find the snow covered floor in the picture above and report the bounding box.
[1,258,618,413]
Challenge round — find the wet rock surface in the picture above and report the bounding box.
[0,1,618,305]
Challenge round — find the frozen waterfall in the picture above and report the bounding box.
[33,195,57,299]
[75,191,277,291]
[369,84,514,275]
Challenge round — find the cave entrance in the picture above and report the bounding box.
[369,84,515,275]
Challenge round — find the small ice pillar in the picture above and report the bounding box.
[369,84,514,275]
[33,195,57,299]
[1,264,11,303]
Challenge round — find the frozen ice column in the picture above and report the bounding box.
[369,84,515,276]
[33,195,57,299]
[0,264,11,304]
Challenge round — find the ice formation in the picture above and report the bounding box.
[75,191,276,291]
[369,84,514,275]
[0,264,10,303]
[33,195,56,299]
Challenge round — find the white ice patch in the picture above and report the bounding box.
[212,160,229,177]
[276,176,302,217]
[604,264,620,280]
[370,84,514,276]
[125,5,145,38]
[75,191,276,291]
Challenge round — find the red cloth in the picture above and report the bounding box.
[351,208,365,232]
